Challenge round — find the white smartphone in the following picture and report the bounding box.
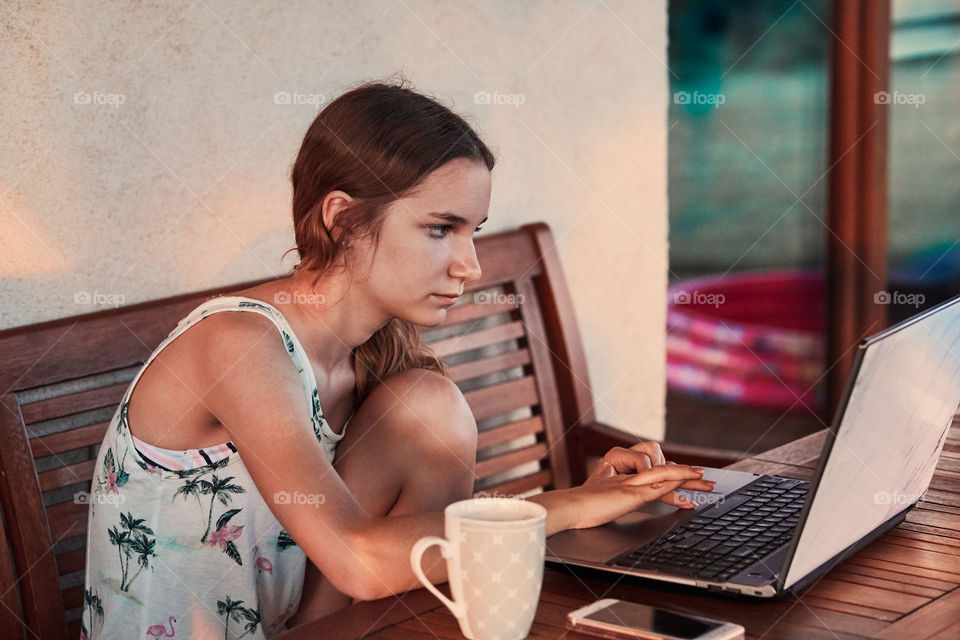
[567,598,745,640]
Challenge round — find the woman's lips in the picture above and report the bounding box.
[432,293,459,305]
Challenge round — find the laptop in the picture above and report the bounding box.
[545,293,960,598]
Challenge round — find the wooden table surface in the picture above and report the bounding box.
[277,421,960,640]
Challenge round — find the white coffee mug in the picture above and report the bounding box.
[410,497,547,640]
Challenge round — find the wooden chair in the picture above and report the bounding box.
[0,222,736,638]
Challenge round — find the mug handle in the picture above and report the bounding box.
[410,536,465,622]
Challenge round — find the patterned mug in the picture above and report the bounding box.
[410,497,547,640]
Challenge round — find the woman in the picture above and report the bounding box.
[82,81,714,638]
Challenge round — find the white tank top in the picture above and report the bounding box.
[82,296,352,638]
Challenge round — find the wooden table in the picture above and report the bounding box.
[277,422,960,640]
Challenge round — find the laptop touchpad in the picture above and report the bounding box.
[546,502,689,564]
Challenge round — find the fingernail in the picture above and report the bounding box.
[694,467,706,473]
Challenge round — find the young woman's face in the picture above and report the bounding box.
[355,158,492,327]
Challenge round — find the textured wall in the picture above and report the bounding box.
[0,0,669,439]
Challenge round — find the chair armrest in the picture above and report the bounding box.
[574,421,641,459]
[572,421,742,483]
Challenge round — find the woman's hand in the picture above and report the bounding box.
[564,442,716,530]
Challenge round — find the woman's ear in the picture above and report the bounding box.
[320,190,354,242]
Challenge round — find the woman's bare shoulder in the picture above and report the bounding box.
[227,278,289,305]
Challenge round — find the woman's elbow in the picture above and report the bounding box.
[327,541,395,601]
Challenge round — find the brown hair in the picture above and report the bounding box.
[285,80,495,405]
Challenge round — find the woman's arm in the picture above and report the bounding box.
[199,312,396,600]
[199,312,710,601]
[345,488,580,599]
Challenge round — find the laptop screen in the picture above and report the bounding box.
[783,296,960,590]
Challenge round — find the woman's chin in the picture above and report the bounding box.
[403,307,449,328]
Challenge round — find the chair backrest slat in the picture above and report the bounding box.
[482,469,554,498]
[31,420,110,457]
[475,442,548,481]
[476,416,543,451]
[462,377,539,422]
[38,459,97,492]
[44,499,87,541]
[441,297,519,324]
[19,382,128,424]
[446,348,532,384]
[428,320,526,358]
[56,547,86,575]
[0,225,598,638]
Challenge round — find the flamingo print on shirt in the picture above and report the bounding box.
[145,616,176,637]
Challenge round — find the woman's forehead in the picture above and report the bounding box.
[390,160,491,220]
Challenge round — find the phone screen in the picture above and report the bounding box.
[584,601,723,639]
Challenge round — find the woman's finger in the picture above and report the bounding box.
[678,478,715,491]
[587,460,617,480]
[624,464,704,486]
[659,490,696,509]
[602,442,666,474]
[629,441,666,467]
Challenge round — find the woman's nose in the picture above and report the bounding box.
[449,242,482,282]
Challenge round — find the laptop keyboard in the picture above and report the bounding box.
[614,476,809,583]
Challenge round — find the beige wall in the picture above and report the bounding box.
[0,1,669,440]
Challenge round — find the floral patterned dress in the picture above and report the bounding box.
[82,296,350,639]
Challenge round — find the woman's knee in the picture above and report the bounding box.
[358,368,478,466]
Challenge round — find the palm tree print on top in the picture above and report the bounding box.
[116,400,129,435]
[107,512,158,592]
[81,588,103,639]
[218,596,261,639]
[173,473,246,563]
[276,530,297,551]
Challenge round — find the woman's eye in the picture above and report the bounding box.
[428,224,452,239]
[474,225,484,233]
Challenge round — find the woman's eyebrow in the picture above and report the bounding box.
[428,212,489,225]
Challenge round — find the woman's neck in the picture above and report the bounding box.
[273,269,391,374]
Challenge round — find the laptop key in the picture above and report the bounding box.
[670,534,706,548]
[776,479,803,490]
[693,538,722,552]
[700,493,752,518]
